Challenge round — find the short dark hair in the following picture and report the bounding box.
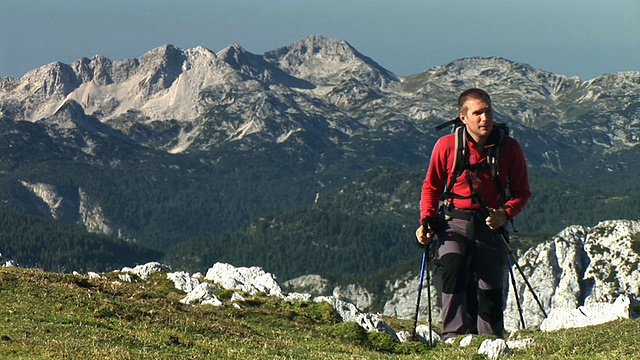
[458,88,491,114]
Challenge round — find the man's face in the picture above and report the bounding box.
[460,98,494,143]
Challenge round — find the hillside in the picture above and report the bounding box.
[1,265,639,359]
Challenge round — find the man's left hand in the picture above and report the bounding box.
[486,208,509,229]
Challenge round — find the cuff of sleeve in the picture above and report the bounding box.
[503,206,512,220]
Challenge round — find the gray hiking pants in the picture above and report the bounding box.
[437,214,507,340]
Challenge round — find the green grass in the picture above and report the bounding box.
[0,267,639,359]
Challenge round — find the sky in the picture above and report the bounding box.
[1,0,638,81]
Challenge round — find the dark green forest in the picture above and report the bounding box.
[163,167,640,280]
[0,206,162,272]
[1,150,640,278]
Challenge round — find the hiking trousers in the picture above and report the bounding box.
[437,215,507,340]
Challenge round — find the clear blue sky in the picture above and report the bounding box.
[1,0,638,80]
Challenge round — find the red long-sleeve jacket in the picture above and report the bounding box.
[419,130,530,222]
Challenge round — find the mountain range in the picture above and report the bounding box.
[1,34,639,279]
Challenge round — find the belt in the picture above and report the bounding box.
[443,207,485,221]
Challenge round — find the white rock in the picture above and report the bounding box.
[459,334,474,347]
[505,220,640,330]
[118,273,135,283]
[180,282,222,306]
[477,339,510,360]
[167,271,201,293]
[284,292,313,303]
[284,274,330,294]
[0,252,18,267]
[540,295,632,332]
[120,262,170,280]
[1,259,18,267]
[395,330,412,343]
[415,324,441,345]
[378,220,640,333]
[314,296,397,339]
[332,283,375,311]
[231,292,246,302]
[382,272,441,321]
[205,262,283,296]
[395,325,441,345]
[506,338,535,350]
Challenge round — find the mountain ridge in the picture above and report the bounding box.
[2,35,639,162]
[1,34,640,281]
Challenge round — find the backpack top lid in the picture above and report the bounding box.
[434,117,463,132]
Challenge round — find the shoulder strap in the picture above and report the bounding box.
[442,125,508,204]
[487,126,505,180]
[444,125,466,195]
[488,126,508,204]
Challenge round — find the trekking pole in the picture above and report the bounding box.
[507,255,526,328]
[496,230,548,318]
[425,244,433,347]
[411,245,428,342]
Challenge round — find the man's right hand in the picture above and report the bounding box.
[415,224,433,246]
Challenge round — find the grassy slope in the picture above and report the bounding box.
[0,266,639,359]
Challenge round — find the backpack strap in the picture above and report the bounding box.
[441,125,508,205]
[437,122,517,232]
[444,125,466,196]
[487,126,507,203]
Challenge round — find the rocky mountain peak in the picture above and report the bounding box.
[18,61,81,99]
[217,43,270,77]
[408,56,577,94]
[136,44,187,94]
[71,54,114,86]
[217,44,249,66]
[264,35,399,89]
[288,34,356,58]
[214,43,315,90]
[583,71,640,97]
[1,35,639,161]
[52,99,85,120]
[140,44,184,64]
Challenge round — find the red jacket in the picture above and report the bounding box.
[419,130,530,222]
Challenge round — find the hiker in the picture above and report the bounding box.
[415,88,530,340]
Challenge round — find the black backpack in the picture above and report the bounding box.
[434,117,509,207]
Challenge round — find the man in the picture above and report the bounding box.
[415,88,530,340]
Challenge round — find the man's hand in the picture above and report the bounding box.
[486,208,509,229]
[415,224,433,246]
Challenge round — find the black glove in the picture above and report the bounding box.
[421,216,433,231]
[422,214,446,234]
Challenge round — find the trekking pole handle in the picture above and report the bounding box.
[416,220,434,246]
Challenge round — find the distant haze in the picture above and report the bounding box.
[1,0,638,80]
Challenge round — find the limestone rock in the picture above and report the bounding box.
[180,282,222,306]
[540,295,632,332]
[478,339,510,360]
[167,271,201,293]
[314,296,397,338]
[504,220,640,330]
[120,262,170,280]
[205,262,283,297]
